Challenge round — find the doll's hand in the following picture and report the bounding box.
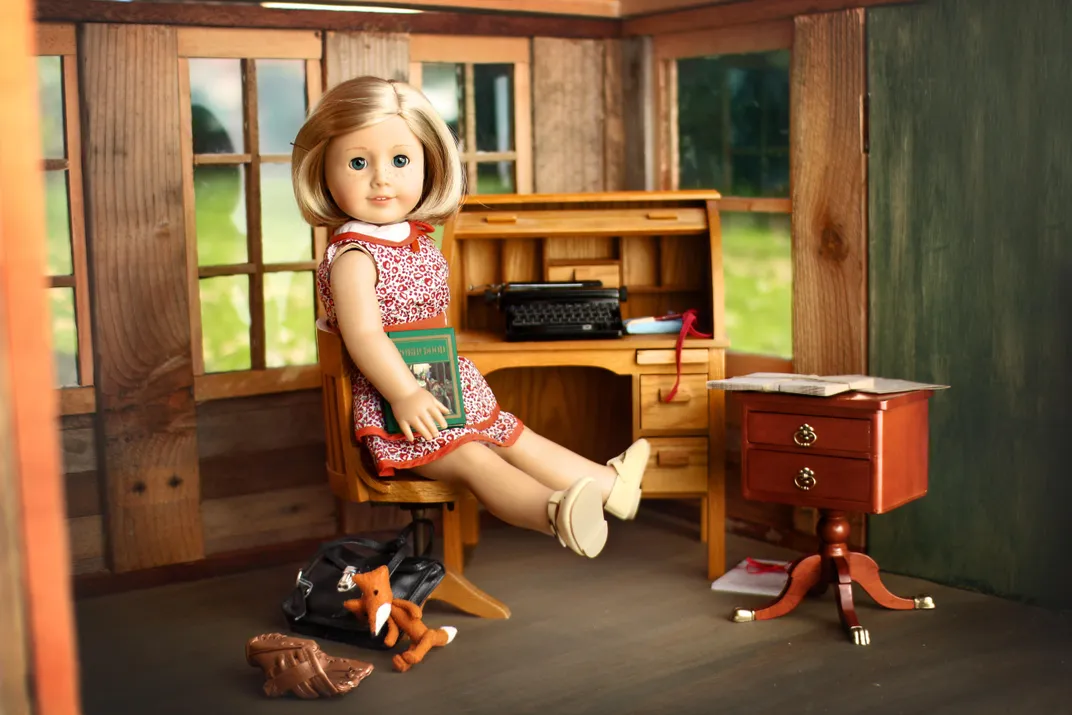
[389,389,451,442]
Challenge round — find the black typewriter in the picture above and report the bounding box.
[483,281,627,341]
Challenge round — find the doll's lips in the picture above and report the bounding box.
[370,196,394,202]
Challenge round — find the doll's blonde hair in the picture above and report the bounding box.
[291,76,465,228]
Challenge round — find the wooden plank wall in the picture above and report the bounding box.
[789,9,868,547]
[81,23,204,572]
[868,0,1072,608]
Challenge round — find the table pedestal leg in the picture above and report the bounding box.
[730,510,934,645]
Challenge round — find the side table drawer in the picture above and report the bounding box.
[744,449,871,507]
[747,412,871,454]
[640,374,708,431]
[641,437,708,494]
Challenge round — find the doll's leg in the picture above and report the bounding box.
[412,441,608,557]
[490,427,617,497]
[492,427,650,521]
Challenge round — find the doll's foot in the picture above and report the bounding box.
[547,478,608,558]
[603,439,651,520]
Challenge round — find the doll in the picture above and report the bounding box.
[291,76,650,558]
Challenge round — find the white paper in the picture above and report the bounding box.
[710,558,791,597]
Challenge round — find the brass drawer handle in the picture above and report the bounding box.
[646,211,678,220]
[793,423,817,447]
[484,214,517,224]
[794,467,817,491]
[658,388,691,403]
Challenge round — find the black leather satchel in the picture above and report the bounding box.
[281,520,445,650]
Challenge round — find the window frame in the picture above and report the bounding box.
[654,20,794,364]
[176,28,326,402]
[409,35,533,195]
[36,23,95,415]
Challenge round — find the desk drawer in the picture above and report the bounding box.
[642,437,708,494]
[455,208,708,238]
[744,449,871,508]
[640,375,708,431]
[746,412,871,454]
[635,348,708,370]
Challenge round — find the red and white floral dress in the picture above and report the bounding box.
[316,219,523,476]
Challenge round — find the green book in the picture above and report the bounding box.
[381,327,467,435]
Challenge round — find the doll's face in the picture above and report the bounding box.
[324,116,425,225]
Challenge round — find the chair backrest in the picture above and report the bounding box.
[315,318,460,505]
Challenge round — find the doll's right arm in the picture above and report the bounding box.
[329,249,449,441]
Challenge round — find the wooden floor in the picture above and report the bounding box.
[75,513,1072,715]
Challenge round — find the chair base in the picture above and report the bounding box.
[427,568,510,619]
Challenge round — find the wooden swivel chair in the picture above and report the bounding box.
[316,318,509,619]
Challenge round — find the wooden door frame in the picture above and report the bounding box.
[1,0,82,712]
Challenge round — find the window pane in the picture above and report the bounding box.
[677,50,790,197]
[474,64,513,153]
[190,59,245,154]
[422,63,464,148]
[261,163,310,263]
[722,212,792,358]
[37,56,65,160]
[195,165,248,266]
[476,161,515,195]
[49,287,78,387]
[264,271,316,368]
[257,59,306,155]
[44,170,72,275]
[200,275,251,372]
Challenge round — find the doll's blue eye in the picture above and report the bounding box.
[392,155,409,168]
[349,157,366,170]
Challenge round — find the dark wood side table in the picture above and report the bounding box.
[730,390,936,645]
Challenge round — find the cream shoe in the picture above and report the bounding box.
[603,438,651,520]
[547,478,608,558]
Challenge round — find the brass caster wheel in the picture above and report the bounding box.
[731,608,755,623]
[850,625,871,646]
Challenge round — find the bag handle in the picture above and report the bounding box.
[306,517,436,576]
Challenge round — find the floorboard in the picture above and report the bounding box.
[75,513,1072,715]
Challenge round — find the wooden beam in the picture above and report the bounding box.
[81,24,205,572]
[790,8,867,546]
[790,8,867,376]
[652,18,793,60]
[318,0,621,16]
[624,0,914,36]
[176,27,321,58]
[325,31,409,86]
[35,21,75,55]
[409,35,530,64]
[2,0,80,712]
[36,0,621,39]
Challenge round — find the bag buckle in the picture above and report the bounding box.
[336,565,358,592]
[295,570,313,597]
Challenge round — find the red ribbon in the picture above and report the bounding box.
[745,557,790,574]
[661,308,712,403]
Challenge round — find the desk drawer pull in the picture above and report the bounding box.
[484,215,517,224]
[793,423,817,447]
[658,388,691,403]
[656,451,691,468]
[646,211,678,220]
[794,467,817,491]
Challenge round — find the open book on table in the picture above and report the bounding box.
[706,372,949,397]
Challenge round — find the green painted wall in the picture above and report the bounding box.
[867,0,1072,608]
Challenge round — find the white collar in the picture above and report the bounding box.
[334,220,411,242]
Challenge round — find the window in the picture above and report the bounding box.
[35,24,94,414]
[656,22,793,359]
[409,37,533,195]
[177,29,325,400]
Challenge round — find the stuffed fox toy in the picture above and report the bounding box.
[342,565,456,672]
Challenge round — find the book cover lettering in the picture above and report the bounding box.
[381,328,466,435]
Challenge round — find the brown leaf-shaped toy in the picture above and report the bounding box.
[246,632,373,698]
